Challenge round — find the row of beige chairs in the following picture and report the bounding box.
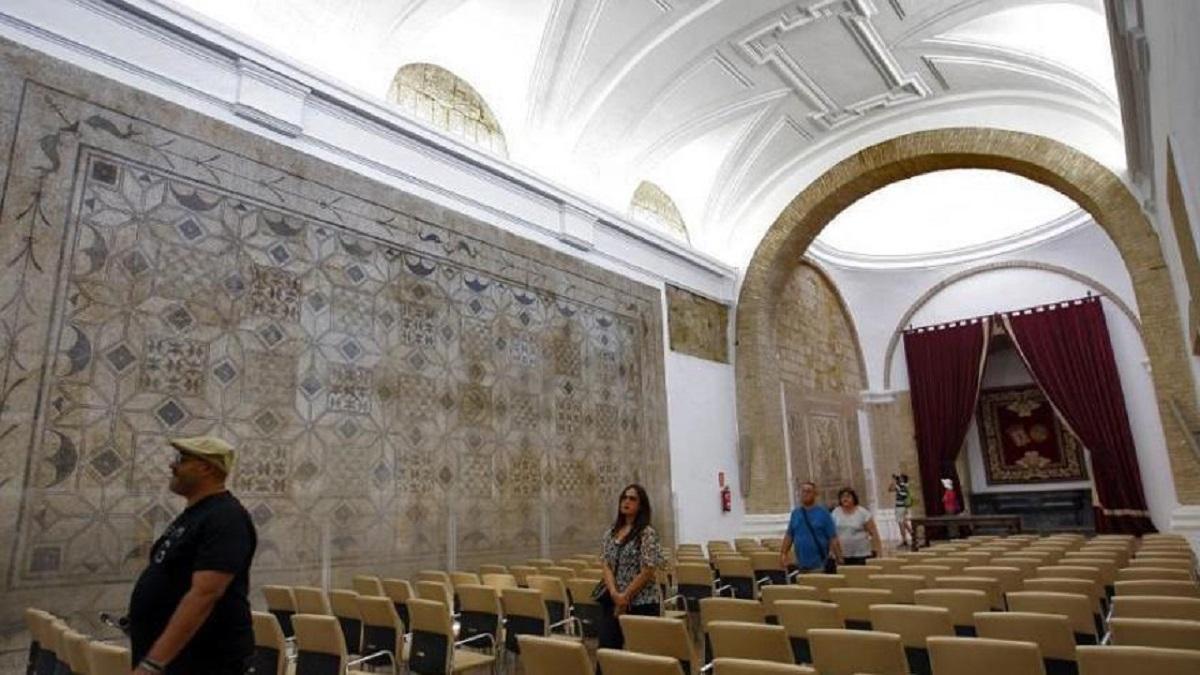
[24,608,131,675]
[518,622,1200,675]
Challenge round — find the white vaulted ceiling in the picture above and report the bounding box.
[171,0,1122,268]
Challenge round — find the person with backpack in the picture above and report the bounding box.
[778,481,843,573]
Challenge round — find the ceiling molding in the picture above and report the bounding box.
[735,0,930,129]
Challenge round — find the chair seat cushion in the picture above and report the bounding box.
[452,648,497,672]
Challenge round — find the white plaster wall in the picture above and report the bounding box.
[820,221,1179,529]
[663,351,744,546]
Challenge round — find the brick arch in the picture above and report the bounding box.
[736,127,1200,513]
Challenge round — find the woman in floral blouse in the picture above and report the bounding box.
[598,483,666,651]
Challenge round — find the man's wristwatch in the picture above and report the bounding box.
[139,658,165,673]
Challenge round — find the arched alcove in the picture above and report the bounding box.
[388,63,508,157]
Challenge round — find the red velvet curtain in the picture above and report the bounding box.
[1002,298,1155,534]
[903,320,991,516]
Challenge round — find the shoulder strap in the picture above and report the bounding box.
[798,507,828,560]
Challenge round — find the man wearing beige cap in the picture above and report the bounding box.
[127,437,257,675]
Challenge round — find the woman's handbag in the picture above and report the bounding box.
[591,579,612,607]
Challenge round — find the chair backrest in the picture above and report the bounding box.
[518,634,592,675]
[975,611,1077,661]
[479,563,509,576]
[501,587,549,624]
[566,578,600,607]
[541,566,577,583]
[1022,578,1104,614]
[794,573,846,601]
[596,649,685,675]
[870,557,909,574]
[808,628,908,675]
[450,571,482,589]
[868,603,954,647]
[1038,565,1102,583]
[1076,645,1200,675]
[715,556,755,578]
[1110,595,1200,621]
[829,587,894,625]
[352,575,385,597]
[328,589,360,619]
[1114,580,1200,598]
[457,583,502,616]
[527,574,570,604]
[899,565,954,584]
[482,573,520,590]
[1108,617,1200,650]
[61,629,91,675]
[415,580,454,606]
[1127,558,1195,571]
[761,585,822,618]
[1117,567,1193,582]
[356,593,404,661]
[934,576,1004,609]
[961,566,1023,594]
[620,615,696,668]
[750,551,784,572]
[417,570,452,585]
[1059,558,1119,585]
[775,600,843,639]
[262,585,297,610]
[510,565,539,586]
[251,611,288,675]
[866,574,926,603]
[710,658,816,675]
[708,621,794,664]
[914,588,991,629]
[86,642,131,675]
[293,586,332,615]
[1006,591,1096,639]
[292,613,347,674]
[381,578,413,603]
[527,558,556,568]
[838,565,886,588]
[699,597,764,630]
[676,562,716,587]
[927,636,1045,675]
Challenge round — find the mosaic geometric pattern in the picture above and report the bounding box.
[666,284,729,363]
[0,40,669,652]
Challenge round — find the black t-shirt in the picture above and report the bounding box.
[128,491,257,672]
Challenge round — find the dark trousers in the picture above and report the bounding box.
[166,655,250,675]
[597,602,660,651]
[842,556,871,566]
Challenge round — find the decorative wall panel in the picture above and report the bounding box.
[977,385,1088,484]
[666,284,729,362]
[0,38,668,656]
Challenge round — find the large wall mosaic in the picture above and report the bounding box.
[0,38,669,657]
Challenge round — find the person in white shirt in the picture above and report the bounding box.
[831,487,882,564]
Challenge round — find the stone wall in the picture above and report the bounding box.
[666,284,729,362]
[865,392,921,512]
[774,264,867,504]
[0,37,669,656]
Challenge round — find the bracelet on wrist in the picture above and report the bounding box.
[140,658,165,673]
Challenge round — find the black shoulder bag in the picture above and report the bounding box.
[799,507,837,574]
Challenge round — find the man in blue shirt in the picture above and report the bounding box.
[779,481,843,572]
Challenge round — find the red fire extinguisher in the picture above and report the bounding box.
[719,472,732,513]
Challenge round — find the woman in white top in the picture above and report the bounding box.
[832,487,882,565]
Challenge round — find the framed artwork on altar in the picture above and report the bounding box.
[977,385,1089,484]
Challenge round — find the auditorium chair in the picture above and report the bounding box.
[262,585,297,638]
[899,565,953,585]
[509,565,538,587]
[699,598,764,663]
[24,608,54,675]
[1126,558,1195,572]
[793,573,845,601]
[760,585,821,624]
[526,574,571,626]
[407,599,494,674]
[478,564,508,576]
[808,628,908,675]
[41,620,69,675]
[1109,595,1200,621]
[869,557,909,574]
[250,611,289,675]
[714,555,760,600]
[838,564,885,588]
[927,636,1045,675]
[775,600,842,664]
[1007,591,1099,644]
[481,573,518,591]
[517,635,588,675]
[291,613,393,675]
[620,615,698,675]
[60,628,90,675]
[869,603,954,675]
[962,565,1024,597]
[934,575,1005,610]
[293,586,332,615]
[708,621,794,664]
[914,588,990,636]
[596,648,684,675]
[975,611,1078,675]
[329,589,364,655]
[1107,617,1200,651]
[867,574,926,603]
[382,578,414,631]
[498,587,581,657]
[352,575,385,597]
[356,596,408,672]
[711,658,816,675]
[455,584,502,651]
[1057,558,1118,596]
[562,578,602,638]
[1113,579,1200,598]
[417,570,453,586]
[526,558,555,569]
[86,642,131,675]
[1076,645,1200,675]
[750,550,788,586]
[829,587,894,630]
[415,580,454,609]
[1116,567,1192,582]
[675,562,723,611]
